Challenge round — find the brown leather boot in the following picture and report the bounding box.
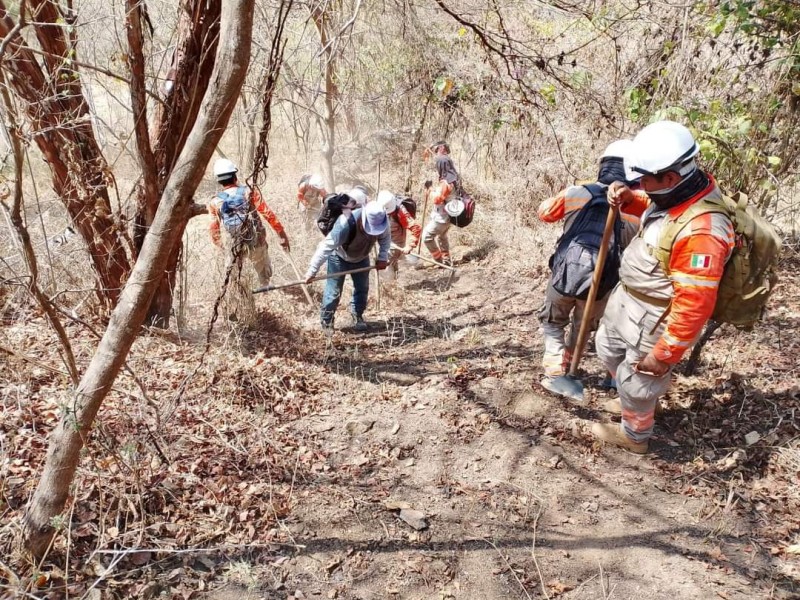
[591,422,649,454]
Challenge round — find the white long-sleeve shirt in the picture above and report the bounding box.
[305,209,391,278]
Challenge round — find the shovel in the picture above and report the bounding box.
[282,248,316,308]
[252,265,376,294]
[390,244,456,271]
[544,205,619,403]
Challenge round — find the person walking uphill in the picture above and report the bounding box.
[537,140,648,395]
[377,190,422,281]
[297,173,327,210]
[208,159,290,288]
[297,173,327,230]
[593,121,735,454]
[422,141,460,266]
[304,202,391,332]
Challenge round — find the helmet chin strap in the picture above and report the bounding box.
[648,168,709,210]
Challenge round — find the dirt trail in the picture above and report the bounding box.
[202,242,795,599]
[2,229,797,599]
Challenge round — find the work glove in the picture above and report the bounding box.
[279,233,291,252]
[424,179,433,189]
[375,260,389,271]
[402,245,413,255]
[304,271,316,284]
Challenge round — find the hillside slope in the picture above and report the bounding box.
[1,226,799,599]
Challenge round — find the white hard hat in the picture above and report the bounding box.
[309,174,324,189]
[349,186,368,207]
[377,190,397,213]
[624,121,699,181]
[601,139,634,160]
[213,158,238,181]
[602,139,641,181]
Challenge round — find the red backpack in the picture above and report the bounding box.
[449,191,476,228]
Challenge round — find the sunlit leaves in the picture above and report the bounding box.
[434,76,454,97]
[539,83,556,106]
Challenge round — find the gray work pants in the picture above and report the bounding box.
[595,285,673,443]
[225,238,272,288]
[422,219,451,258]
[538,283,608,377]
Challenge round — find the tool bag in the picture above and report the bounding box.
[548,183,622,300]
[654,191,781,329]
[445,180,476,228]
[448,192,476,228]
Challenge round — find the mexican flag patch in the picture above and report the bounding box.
[691,254,712,269]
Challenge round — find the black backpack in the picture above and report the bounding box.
[317,193,354,235]
[396,195,417,218]
[548,183,622,300]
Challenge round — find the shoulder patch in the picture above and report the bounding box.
[690,253,712,269]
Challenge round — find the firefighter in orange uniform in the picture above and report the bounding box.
[537,140,648,391]
[376,190,422,281]
[592,121,735,453]
[208,159,290,288]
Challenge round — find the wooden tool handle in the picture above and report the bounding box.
[568,206,618,377]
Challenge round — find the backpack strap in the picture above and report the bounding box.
[342,212,359,249]
[582,182,607,200]
[653,195,732,274]
[579,183,624,248]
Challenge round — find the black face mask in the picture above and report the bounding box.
[648,169,710,210]
[596,157,629,186]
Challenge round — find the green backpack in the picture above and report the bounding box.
[653,191,782,330]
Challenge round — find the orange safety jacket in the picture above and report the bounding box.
[428,180,456,224]
[297,182,327,208]
[430,180,455,206]
[537,184,649,227]
[654,179,734,363]
[390,204,422,249]
[618,175,735,364]
[208,185,286,247]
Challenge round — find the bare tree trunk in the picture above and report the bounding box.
[134,0,222,328]
[405,91,434,193]
[0,65,79,386]
[126,0,159,233]
[0,0,131,310]
[21,0,256,557]
[311,6,338,192]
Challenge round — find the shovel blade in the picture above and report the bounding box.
[542,375,585,403]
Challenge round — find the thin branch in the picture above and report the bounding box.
[0,65,80,386]
[22,44,165,106]
[0,0,26,62]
